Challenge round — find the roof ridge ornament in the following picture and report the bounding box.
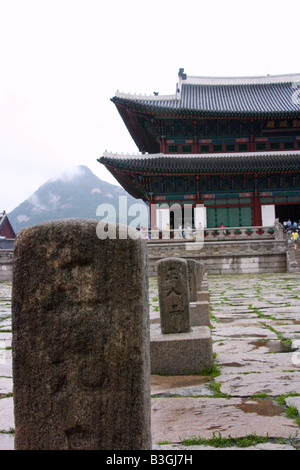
[183,72,300,86]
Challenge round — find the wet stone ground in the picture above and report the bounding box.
[1,273,300,450]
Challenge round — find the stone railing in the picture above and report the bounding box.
[203,226,276,241]
[143,228,201,241]
[145,225,281,242]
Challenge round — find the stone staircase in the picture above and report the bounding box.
[286,242,300,273]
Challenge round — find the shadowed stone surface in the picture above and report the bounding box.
[12,219,151,450]
[195,261,205,291]
[190,301,210,327]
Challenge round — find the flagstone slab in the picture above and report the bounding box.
[0,398,14,433]
[0,377,13,395]
[212,324,278,340]
[0,350,12,377]
[258,309,300,320]
[0,434,14,450]
[213,337,299,358]
[213,313,259,321]
[0,332,11,341]
[216,351,300,374]
[151,397,299,444]
[215,371,300,397]
[266,324,300,339]
[213,339,264,355]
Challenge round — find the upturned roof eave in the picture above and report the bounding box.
[99,151,300,175]
[112,97,300,119]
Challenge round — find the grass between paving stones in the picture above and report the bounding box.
[276,394,300,426]
[0,315,11,322]
[209,306,219,324]
[179,433,299,449]
[259,321,294,350]
[203,359,232,399]
[0,429,14,435]
[0,393,13,400]
[248,304,276,321]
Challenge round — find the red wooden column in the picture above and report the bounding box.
[252,173,262,226]
[149,199,156,229]
[160,136,167,153]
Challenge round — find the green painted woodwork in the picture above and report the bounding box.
[240,206,253,226]
[228,207,240,226]
[216,207,229,227]
[206,205,253,228]
[148,172,300,198]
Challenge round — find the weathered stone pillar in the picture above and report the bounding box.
[12,219,151,450]
[151,257,213,375]
[189,261,210,327]
[156,257,190,334]
[196,262,209,302]
[187,259,197,302]
[195,261,205,291]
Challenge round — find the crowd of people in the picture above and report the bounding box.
[283,219,300,249]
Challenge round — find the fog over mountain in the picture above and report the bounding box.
[8,165,147,232]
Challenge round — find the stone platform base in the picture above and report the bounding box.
[147,239,288,276]
[197,290,210,302]
[150,327,213,375]
[190,301,210,327]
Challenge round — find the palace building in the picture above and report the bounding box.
[99,69,300,230]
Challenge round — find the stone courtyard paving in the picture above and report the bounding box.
[0,282,14,450]
[1,274,300,450]
[150,273,300,450]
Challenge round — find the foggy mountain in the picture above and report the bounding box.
[8,165,147,232]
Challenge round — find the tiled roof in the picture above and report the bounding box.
[100,151,300,173]
[113,71,300,116]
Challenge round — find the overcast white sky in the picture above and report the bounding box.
[1,0,300,212]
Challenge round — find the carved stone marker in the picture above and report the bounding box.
[195,261,205,291]
[189,261,210,326]
[196,262,209,302]
[151,257,213,375]
[187,259,197,302]
[156,257,190,334]
[12,219,151,450]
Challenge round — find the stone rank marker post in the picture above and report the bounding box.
[151,257,213,375]
[189,260,211,327]
[187,259,198,303]
[12,219,152,450]
[157,257,191,335]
